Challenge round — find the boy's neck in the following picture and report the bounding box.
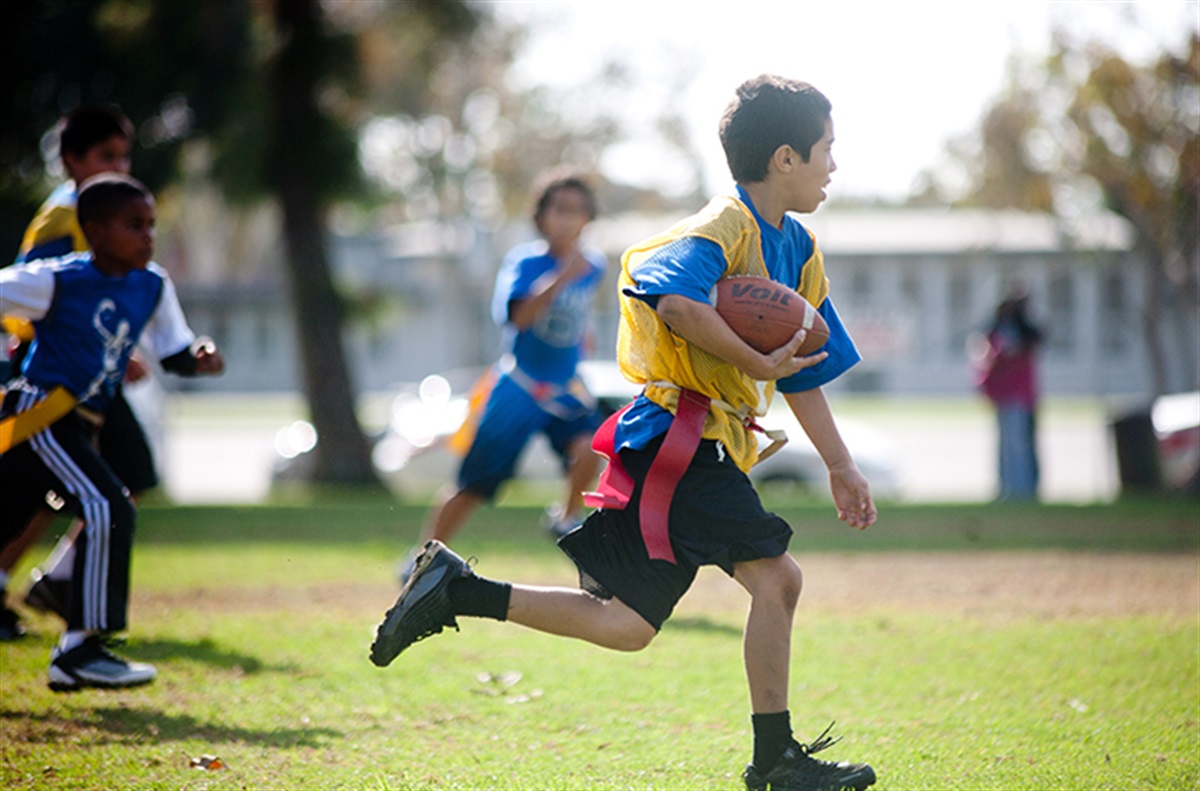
[90,254,134,278]
[737,181,787,228]
[548,239,580,259]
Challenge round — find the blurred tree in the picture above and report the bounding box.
[0,0,252,257]
[3,0,704,484]
[919,32,1199,396]
[1,0,482,486]
[266,0,375,484]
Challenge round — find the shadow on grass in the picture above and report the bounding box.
[0,707,340,747]
[663,615,742,637]
[125,636,301,675]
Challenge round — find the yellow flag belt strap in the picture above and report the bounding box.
[0,386,78,453]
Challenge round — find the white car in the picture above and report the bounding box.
[357,360,899,499]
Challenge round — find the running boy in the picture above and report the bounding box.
[370,76,877,791]
[398,171,606,579]
[0,105,158,637]
[0,174,224,690]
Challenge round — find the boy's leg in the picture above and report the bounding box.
[423,377,545,546]
[0,509,58,576]
[28,422,136,634]
[734,553,876,790]
[560,433,602,522]
[373,540,655,666]
[422,485,485,545]
[0,449,54,641]
[506,583,655,652]
[733,553,804,713]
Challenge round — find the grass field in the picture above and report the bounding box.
[1,496,1197,790]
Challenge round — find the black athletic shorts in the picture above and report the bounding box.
[558,435,792,630]
[98,387,158,494]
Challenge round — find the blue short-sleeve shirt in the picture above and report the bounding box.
[616,186,860,450]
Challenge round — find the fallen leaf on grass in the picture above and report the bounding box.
[189,755,226,771]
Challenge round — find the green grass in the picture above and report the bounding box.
[1,497,1197,790]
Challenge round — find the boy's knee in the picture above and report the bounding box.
[611,620,657,652]
[746,554,804,610]
[604,603,658,651]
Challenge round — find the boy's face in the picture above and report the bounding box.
[88,196,156,273]
[536,187,592,250]
[63,134,132,183]
[785,118,836,213]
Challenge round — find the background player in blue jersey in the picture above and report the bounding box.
[398,172,607,580]
[0,105,162,641]
[0,174,225,691]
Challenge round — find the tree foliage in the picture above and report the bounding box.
[2,0,484,485]
[922,31,1199,395]
[0,0,252,255]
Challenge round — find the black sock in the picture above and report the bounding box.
[447,574,512,621]
[752,710,793,770]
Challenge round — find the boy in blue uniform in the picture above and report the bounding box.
[371,76,877,790]
[0,174,225,690]
[0,105,161,639]
[399,172,606,577]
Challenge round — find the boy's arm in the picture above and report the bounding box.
[160,338,224,376]
[782,387,876,530]
[656,293,827,382]
[507,250,593,330]
[142,268,224,377]
[0,262,55,319]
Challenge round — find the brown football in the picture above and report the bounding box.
[713,275,830,355]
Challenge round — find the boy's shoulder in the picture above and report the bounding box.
[28,182,78,219]
[505,238,551,262]
[11,251,92,274]
[42,181,78,209]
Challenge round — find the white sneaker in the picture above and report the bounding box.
[48,636,157,692]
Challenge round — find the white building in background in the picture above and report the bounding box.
[171,207,1193,401]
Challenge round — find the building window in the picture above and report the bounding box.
[1101,271,1127,352]
[1047,271,1074,352]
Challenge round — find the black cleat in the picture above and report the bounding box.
[743,724,876,791]
[24,569,72,621]
[370,540,467,667]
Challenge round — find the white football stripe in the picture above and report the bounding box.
[802,303,815,330]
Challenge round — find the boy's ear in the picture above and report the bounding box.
[62,151,84,182]
[81,219,104,249]
[771,145,797,174]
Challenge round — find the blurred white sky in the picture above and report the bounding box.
[496,1,1198,201]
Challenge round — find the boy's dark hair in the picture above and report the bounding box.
[719,75,832,183]
[77,173,152,228]
[60,104,134,159]
[532,170,597,223]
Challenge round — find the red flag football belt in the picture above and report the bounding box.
[584,388,711,565]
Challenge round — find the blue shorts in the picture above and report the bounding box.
[457,374,601,499]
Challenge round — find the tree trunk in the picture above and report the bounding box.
[271,0,379,485]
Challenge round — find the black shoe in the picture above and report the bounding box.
[370,540,467,667]
[0,598,26,641]
[48,636,157,692]
[743,724,876,791]
[24,569,72,621]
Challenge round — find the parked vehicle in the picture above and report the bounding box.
[1152,391,1200,492]
[274,360,901,499]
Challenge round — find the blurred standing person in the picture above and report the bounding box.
[975,284,1044,501]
